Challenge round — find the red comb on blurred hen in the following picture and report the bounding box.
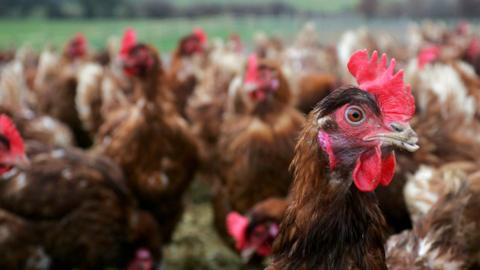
[0,115,28,174]
[268,50,418,270]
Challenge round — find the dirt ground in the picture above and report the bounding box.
[162,180,267,270]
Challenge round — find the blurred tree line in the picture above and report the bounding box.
[0,0,297,18]
[358,0,480,18]
[0,0,479,18]
[0,0,123,17]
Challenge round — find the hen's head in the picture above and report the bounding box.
[179,27,208,56]
[127,248,154,270]
[121,44,160,78]
[0,115,28,175]
[243,54,287,103]
[226,212,279,262]
[315,50,418,192]
[65,33,87,59]
[467,37,480,61]
[417,45,441,69]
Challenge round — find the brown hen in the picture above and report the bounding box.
[95,43,198,243]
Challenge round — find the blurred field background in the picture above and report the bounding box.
[1,1,480,269]
[0,16,415,52]
[1,0,479,52]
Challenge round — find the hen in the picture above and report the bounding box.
[268,50,419,269]
[386,165,480,270]
[35,33,92,147]
[214,55,305,262]
[76,28,137,138]
[186,38,245,177]
[281,23,338,114]
[167,28,208,118]
[376,44,480,233]
[0,57,74,147]
[95,43,198,243]
[0,115,162,270]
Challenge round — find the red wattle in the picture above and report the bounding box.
[353,147,397,192]
[353,147,381,192]
[380,151,396,186]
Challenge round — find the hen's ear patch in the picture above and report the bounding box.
[317,131,336,170]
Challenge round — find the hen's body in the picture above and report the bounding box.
[269,106,388,270]
[95,44,198,243]
[214,59,304,244]
[0,58,74,147]
[166,32,207,118]
[186,44,244,176]
[387,170,480,270]
[34,50,91,147]
[76,59,134,139]
[0,108,73,148]
[269,50,419,269]
[0,142,161,270]
[294,73,336,114]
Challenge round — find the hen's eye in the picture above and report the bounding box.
[345,106,366,125]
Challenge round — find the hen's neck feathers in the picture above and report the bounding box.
[271,112,388,270]
[133,67,174,105]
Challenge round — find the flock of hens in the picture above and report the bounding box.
[0,20,480,270]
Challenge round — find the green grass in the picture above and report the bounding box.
[0,16,311,52]
[169,0,361,13]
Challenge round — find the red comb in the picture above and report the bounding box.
[74,33,87,44]
[348,50,415,122]
[193,27,207,44]
[120,28,137,58]
[417,45,440,69]
[226,212,249,250]
[245,54,258,84]
[0,115,24,155]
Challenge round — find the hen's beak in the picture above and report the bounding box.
[241,247,257,263]
[364,122,419,152]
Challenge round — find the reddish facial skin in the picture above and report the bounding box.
[248,67,280,102]
[181,36,204,55]
[179,29,208,56]
[319,50,416,193]
[244,222,279,257]
[333,104,390,147]
[65,34,87,59]
[226,212,279,259]
[127,248,154,270]
[318,101,397,191]
[122,45,156,78]
[244,55,280,102]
